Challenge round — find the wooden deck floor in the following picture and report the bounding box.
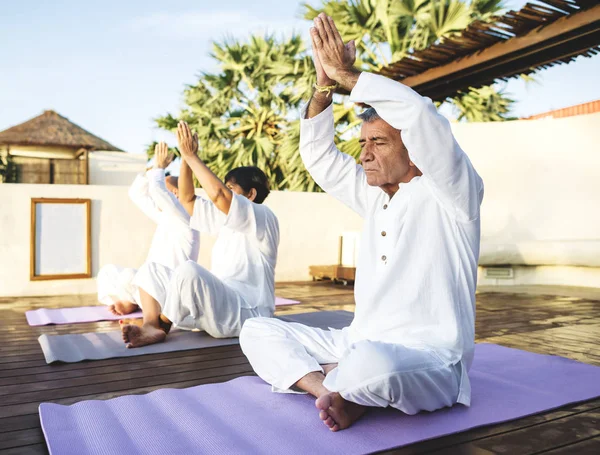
[1,283,599,454]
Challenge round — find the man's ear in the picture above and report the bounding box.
[247,188,257,202]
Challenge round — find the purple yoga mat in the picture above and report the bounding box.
[26,297,299,326]
[25,306,143,326]
[39,344,600,455]
[275,296,301,306]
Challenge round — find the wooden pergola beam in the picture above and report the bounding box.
[391,4,600,101]
[75,148,90,184]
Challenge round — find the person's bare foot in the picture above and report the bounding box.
[108,300,139,315]
[315,392,366,431]
[322,363,338,376]
[119,318,143,328]
[121,323,166,348]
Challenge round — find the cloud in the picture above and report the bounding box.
[129,10,309,41]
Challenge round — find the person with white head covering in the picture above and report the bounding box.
[97,143,200,315]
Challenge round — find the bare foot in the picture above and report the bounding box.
[322,363,338,376]
[109,300,139,315]
[121,323,166,348]
[315,392,366,432]
[119,318,143,328]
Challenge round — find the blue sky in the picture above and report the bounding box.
[2,0,599,155]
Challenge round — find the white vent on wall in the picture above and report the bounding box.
[484,267,514,279]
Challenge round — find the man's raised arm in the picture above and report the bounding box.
[128,171,161,224]
[349,74,483,220]
[299,16,369,217]
[148,142,191,224]
[177,121,234,215]
[313,13,483,221]
[177,142,196,216]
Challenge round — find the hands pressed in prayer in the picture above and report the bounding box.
[310,27,336,88]
[175,120,234,215]
[310,13,358,92]
[176,121,199,161]
[306,14,360,119]
[154,142,174,170]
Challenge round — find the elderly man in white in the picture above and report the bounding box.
[240,14,484,432]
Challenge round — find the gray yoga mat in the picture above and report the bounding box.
[38,311,354,364]
[26,297,301,326]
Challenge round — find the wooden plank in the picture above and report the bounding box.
[541,434,600,454]
[0,355,250,397]
[385,400,600,454]
[0,445,48,455]
[0,415,40,434]
[0,362,254,410]
[385,4,600,100]
[0,349,246,386]
[425,408,600,454]
[0,369,255,419]
[309,265,356,282]
[0,429,44,451]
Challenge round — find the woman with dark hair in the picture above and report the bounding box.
[121,121,280,348]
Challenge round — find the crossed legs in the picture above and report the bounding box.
[240,318,461,431]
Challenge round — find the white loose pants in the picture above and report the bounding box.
[97,265,139,306]
[163,261,259,338]
[240,318,462,415]
[132,262,173,308]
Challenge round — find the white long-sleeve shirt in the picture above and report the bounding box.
[128,169,200,269]
[190,193,280,316]
[300,72,483,405]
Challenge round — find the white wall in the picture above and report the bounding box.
[451,112,600,267]
[1,113,599,296]
[0,184,362,297]
[478,265,600,288]
[0,184,155,297]
[88,151,147,186]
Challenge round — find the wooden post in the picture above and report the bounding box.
[84,149,89,185]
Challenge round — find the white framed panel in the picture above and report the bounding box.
[31,198,91,280]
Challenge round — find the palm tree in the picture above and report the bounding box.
[450,86,516,122]
[303,0,513,122]
[151,35,314,190]
[278,102,362,191]
[151,0,519,192]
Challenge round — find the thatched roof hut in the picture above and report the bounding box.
[0,110,125,184]
[0,110,123,152]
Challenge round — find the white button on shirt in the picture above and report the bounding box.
[300,72,484,406]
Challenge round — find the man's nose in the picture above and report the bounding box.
[359,144,372,162]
